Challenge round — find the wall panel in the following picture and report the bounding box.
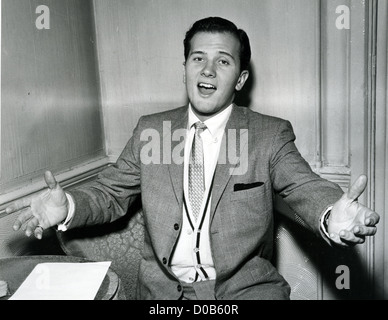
[0,0,104,193]
[93,0,322,163]
[321,0,351,169]
[0,0,106,257]
[374,0,388,300]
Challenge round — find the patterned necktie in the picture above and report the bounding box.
[189,121,207,221]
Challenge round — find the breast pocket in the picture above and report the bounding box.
[230,181,266,201]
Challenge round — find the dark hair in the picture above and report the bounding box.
[183,17,251,72]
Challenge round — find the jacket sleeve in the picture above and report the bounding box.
[66,118,145,229]
[270,120,344,238]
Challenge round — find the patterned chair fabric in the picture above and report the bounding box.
[56,203,145,300]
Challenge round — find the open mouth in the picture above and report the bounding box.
[197,82,217,95]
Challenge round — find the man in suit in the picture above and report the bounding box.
[6,17,380,300]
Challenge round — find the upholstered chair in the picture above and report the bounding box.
[57,202,145,300]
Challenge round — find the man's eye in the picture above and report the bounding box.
[193,57,203,62]
[219,59,230,65]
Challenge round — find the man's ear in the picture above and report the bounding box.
[235,70,249,91]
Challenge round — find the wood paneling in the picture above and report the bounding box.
[0,0,106,257]
[0,0,104,193]
[320,0,351,168]
[93,0,323,163]
[374,0,388,300]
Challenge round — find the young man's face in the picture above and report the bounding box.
[184,32,249,121]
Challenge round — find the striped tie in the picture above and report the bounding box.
[189,121,207,220]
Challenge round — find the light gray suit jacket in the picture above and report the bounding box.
[68,104,343,300]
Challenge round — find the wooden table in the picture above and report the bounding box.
[0,255,122,300]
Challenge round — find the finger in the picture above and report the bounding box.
[12,207,34,231]
[24,216,40,237]
[339,229,365,244]
[346,174,367,201]
[353,225,377,237]
[20,216,34,231]
[365,212,380,226]
[34,225,44,240]
[5,196,32,215]
[44,170,58,190]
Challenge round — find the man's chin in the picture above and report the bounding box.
[191,103,215,114]
[190,103,227,121]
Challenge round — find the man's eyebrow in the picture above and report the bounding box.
[189,50,205,56]
[189,50,236,61]
[218,51,236,61]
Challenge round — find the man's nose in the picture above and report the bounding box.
[201,61,216,78]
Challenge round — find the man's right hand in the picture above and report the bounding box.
[5,171,69,239]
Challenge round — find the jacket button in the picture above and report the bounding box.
[162,257,167,264]
[174,223,179,230]
[177,284,182,292]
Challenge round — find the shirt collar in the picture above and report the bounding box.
[188,103,233,138]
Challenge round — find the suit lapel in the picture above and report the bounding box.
[167,106,188,210]
[210,105,249,222]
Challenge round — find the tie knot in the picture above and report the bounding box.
[194,121,207,132]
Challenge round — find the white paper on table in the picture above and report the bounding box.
[9,261,111,300]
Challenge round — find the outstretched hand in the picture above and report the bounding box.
[5,171,69,239]
[327,175,380,247]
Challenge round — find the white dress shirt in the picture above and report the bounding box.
[170,104,233,283]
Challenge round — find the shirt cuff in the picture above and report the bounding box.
[57,193,75,232]
[320,206,333,239]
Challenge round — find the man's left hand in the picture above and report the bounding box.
[327,174,380,247]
